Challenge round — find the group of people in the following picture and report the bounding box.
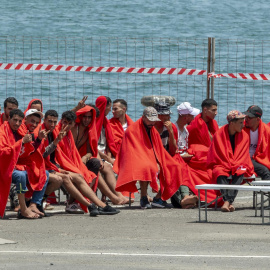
[0,94,269,219]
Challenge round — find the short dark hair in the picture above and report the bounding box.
[87,104,100,118]
[31,100,42,106]
[201,99,218,109]
[113,99,127,109]
[9,109,24,119]
[45,110,58,119]
[104,96,112,105]
[4,97,19,108]
[61,110,76,122]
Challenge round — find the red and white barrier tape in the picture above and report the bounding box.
[0,63,269,80]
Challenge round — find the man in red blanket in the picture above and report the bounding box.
[114,107,181,209]
[185,99,220,205]
[71,106,128,205]
[243,105,270,180]
[109,99,134,152]
[0,97,19,126]
[207,110,254,212]
[0,109,48,219]
[43,110,119,216]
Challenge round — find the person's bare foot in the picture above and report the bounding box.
[147,195,153,202]
[111,196,129,205]
[182,204,195,209]
[20,208,39,219]
[14,205,20,212]
[28,203,44,217]
[229,204,235,212]
[181,195,198,208]
[221,201,230,212]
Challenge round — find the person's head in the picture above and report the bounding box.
[61,111,77,132]
[44,110,59,131]
[177,102,200,124]
[112,99,127,119]
[24,109,44,132]
[244,105,262,130]
[4,97,19,118]
[87,103,100,118]
[8,109,24,131]
[30,99,43,112]
[104,96,112,116]
[227,110,246,134]
[153,102,172,123]
[80,110,93,127]
[142,107,161,129]
[201,99,218,120]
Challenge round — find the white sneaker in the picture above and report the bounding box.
[65,202,84,214]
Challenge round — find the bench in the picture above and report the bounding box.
[195,184,270,224]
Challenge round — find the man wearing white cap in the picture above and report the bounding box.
[175,102,200,157]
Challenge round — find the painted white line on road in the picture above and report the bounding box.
[0,250,270,259]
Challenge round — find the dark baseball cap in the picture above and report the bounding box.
[243,105,262,118]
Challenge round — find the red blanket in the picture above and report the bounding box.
[0,122,47,217]
[187,113,219,147]
[114,118,182,201]
[0,113,5,126]
[24,98,43,114]
[75,106,98,158]
[54,123,96,184]
[95,96,117,157]
[208,125,254,181]
[109,114,134,152]
[244,122,270,170]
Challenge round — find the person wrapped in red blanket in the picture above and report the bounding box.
[0,109,48,219]
[114,107,182,209]
[207,110,254,212]
[243,105,270,180]
[0,97,19,126]
[185,99,220,206]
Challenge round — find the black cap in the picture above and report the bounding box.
[243,105,262,118]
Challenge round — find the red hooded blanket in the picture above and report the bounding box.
[0,122,47,217]
[244,122,270,170]
[208,125,254,182]
[113,118,182,201]
[24,98,43,114]
[0,113,5,126]
[95,96,117,157]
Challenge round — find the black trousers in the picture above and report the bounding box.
[217,174,244,204]
[251,159,270,180]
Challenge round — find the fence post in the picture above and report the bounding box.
[207,37,211,99]
[211,37,215,99]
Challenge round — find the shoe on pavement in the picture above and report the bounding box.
[88,203,99,217]
[140,196,152,209]
[65,202,84,214]
[97,204,120,215]
[152,197,169,208]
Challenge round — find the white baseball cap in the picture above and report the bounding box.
[177,102,200,116]
[25,109,44,119]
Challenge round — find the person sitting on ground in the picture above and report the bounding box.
[46,110,119,216]
[71,105,128,205]
[0,97,19,126]
[0,109,48,219]
[96,96,118,165]
[109,99,134,153]
[114,107,182,209]
[243,105,270,180]
[207,110,254,212]
[154,102,198,209]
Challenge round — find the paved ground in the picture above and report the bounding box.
[1,190,270,270]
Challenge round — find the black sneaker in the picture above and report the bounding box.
[97,204,120,215]
[88,203,99,217]
[37,203,51,217]
[170,189,182,208]
[140,196,152,209]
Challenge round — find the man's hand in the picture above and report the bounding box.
[22,131,32,144]
[164,121,173,134]
[77,96,88,110]
[54,125,68,145]
[38,127,51,140]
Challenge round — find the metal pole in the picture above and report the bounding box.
[211,38,215,99]
[207,37,211,99]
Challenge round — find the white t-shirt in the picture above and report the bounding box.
[249,129,258,158]
[122,122,128,132]
[98,126,107,153]
[175,122,189,153]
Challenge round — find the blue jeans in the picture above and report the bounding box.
[12,170,49,206]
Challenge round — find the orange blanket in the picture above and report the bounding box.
[75,106,98,158]
[244,122,270,170]
[54,123,96,184]
[95,96,117,157]
[0,122,47,217]
[208,125,254,181]
[114,118,182,201]
[0,113,5,126]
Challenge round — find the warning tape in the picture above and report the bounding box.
[0,63,269,80]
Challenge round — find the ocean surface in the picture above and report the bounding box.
[1,0,270,124]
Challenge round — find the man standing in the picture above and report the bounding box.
[244,105,270,180]
[208,110,254,212]
[114,107,182,209]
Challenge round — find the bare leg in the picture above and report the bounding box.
[45,173,63,196]
[18,194,39,219]
[140,181,149,198]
